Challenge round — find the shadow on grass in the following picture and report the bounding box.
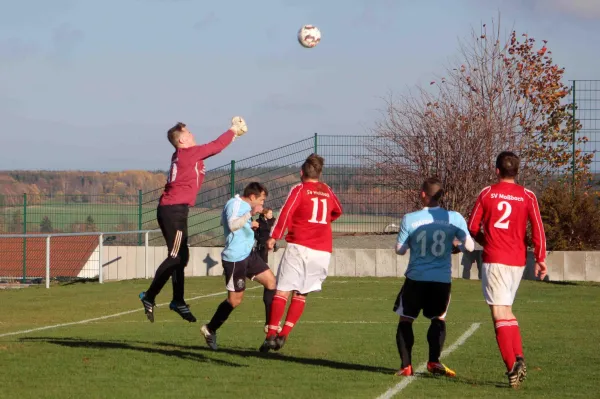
[19,337,244,368]
[418,372,507,389]
[154,341,397,375]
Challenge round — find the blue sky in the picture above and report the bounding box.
[1,0,600,171]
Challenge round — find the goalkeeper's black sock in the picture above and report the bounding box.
[207,300,234,332]
[396,321,414,368]
[427,318,446,363]
[263,288,276,326]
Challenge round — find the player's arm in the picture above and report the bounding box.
[395,216,410,256]
[270,185,303,241]
[468,191,486,246]
[226,201,252,232]
[453,214,475,252]
[327,186,343,222]
[526,190,547,263]
[191,117,248,160]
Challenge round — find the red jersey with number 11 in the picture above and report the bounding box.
[270,181,343,253]
[468,182,546,267]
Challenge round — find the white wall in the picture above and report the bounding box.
[96,246,600,283]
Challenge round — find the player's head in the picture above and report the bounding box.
[496,151,519,180]
[420,177,444,206]
[300,153,324,182]
[243,182,268,206]
[167,122,196,149]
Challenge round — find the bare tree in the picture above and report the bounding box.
[369,17,592,216]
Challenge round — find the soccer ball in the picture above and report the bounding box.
[297,25,321,48]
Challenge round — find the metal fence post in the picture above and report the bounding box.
[572,80,577,191]
[230,160,236,197]
[22,193,27,283]
[98,234,103,284]
[138,189,143,246]
[314,133,318,154]
[45,236,50,289]
[144,231,149,279]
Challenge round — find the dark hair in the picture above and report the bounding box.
[243,182,268,198]
[301,153,324,179]
[496,151,519,178]
[422,177,444,201]
[167,122,186,147]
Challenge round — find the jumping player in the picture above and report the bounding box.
[394,178,474,378]
[468,151,547,388]
[259,153,343,352]
[139,117,248,323]
[200,182,277,350]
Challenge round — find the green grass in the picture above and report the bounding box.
[1,277,597,398]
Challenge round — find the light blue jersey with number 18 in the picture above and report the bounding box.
[396,207,470,284]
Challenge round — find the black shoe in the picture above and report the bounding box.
[516,356,527,382]
[507,361,524,389]
[169,301,197,322]
[139,292,155,323]
[274,335,287,351]
[259,335,277,353]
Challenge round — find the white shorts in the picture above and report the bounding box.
[481,263,525,306]
[276,243,331,294]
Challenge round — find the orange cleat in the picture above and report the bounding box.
[427,362,456,377]
[395,365,414,377]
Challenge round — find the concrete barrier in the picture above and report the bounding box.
[99,246,600,282]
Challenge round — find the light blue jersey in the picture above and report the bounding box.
[396,207,470,283]
[221,195,254,262]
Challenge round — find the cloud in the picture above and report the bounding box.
[541,0,600,19]
[193,12,218,31]
[51,23,84,58]
[257,94,325,114]
[0,38,40,61]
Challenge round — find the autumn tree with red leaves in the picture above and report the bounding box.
[370,19,592,216]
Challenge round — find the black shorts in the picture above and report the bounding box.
[393,278,451,320]
[223,251,270,292]
[157,204,189,262]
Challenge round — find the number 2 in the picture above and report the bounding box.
[167,162,177,183]
[308,198,328,224]
[494,201,512,229]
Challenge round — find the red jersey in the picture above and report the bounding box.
[468,182,546,267]
[159,130,235,207]
[270,181,343,253]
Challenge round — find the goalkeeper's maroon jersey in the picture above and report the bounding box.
[468,182,546,267]
[159,130,235,207]
[270,181,343,253]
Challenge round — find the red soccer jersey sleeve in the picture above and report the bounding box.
[468,182,546,266]
[270,181,343,253]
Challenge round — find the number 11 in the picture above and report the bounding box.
[308,198,328,224]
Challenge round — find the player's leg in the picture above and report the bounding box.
[201,259,247,350]
[276,246,328,345]
[423,282,454,377]
[393,278,420,376]
[482,263,524,387]
[247,251,277,332]
[140,206,186,321]
[169,241,197,322]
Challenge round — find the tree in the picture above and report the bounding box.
[11,209,22,233]
[40,216,53,233]
[537,181,600,250]
[85,215,97,232]
[369,17,592,215]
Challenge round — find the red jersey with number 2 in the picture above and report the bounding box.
[468,182,546,267]
[270,181,343,253]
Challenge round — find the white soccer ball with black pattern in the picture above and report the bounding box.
[297,25,321,48]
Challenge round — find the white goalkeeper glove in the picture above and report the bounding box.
[230,116,248,137]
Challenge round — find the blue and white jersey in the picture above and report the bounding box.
[396,207,471,283]
[221,195,254,262]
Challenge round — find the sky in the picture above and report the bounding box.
[1,0,600,171]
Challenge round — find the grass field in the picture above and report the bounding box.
[1,277,598,398]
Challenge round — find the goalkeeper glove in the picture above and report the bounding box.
[230,116,248,137]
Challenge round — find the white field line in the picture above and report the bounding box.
[376,322,481,399]
[85,320,478,326]
[0,287,259,339]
